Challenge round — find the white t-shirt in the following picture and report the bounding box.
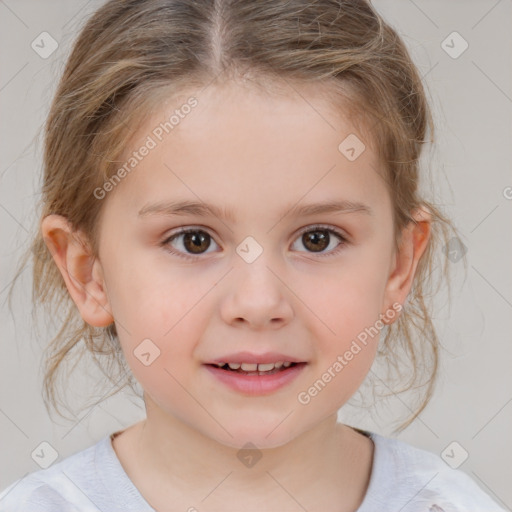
[0,429,506,511]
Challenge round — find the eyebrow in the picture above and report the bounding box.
[138,199,373,222]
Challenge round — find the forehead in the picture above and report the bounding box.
[108,81,389,221]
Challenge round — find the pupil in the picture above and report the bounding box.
[185,232,210,254]
[305,230,328,252]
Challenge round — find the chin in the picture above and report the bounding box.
[205,419,300,451]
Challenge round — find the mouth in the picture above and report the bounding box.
[203,361,308,395]
[206,361,305,375]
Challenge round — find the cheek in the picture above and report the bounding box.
[301,253,390,389]
[306,260,389,342]
[116,306,204,416]
[122,352,202,429]
[300,288,382,414]
[102,243,212,332]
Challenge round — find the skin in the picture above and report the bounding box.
[41,80,430,512]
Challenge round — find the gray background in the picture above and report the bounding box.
[1,0,511,508]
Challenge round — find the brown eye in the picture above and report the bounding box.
[182,231,211,254]
[291,225,347,257]
[162,228,217,260]
[162,224,348,262]
[301,229,330,252]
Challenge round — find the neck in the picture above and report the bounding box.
[115,399,374,511]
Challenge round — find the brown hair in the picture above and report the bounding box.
[9,0,466,431]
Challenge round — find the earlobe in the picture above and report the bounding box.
[40,214,114,328]
[381,207,431,321]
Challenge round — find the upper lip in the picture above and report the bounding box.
[206,351,306,365]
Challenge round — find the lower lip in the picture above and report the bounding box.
[204,363,307,395]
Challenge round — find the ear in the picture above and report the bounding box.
[381,206,431,323]
[40,214,114,327]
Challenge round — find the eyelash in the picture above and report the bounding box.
[160,224,349,262]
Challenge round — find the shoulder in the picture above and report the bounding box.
[359,431,506,512]
[0,438,108,512]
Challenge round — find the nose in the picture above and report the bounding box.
[219,258,294,330]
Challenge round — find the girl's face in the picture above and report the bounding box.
[94,82,406,449]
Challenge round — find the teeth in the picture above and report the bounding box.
[257,363,276,372]
[240,363,258,371]
[212,361,297,371]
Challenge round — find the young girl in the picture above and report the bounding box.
[0,0,506,511]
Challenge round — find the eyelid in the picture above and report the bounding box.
[163,223,350,242]
[295,223,350,241]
